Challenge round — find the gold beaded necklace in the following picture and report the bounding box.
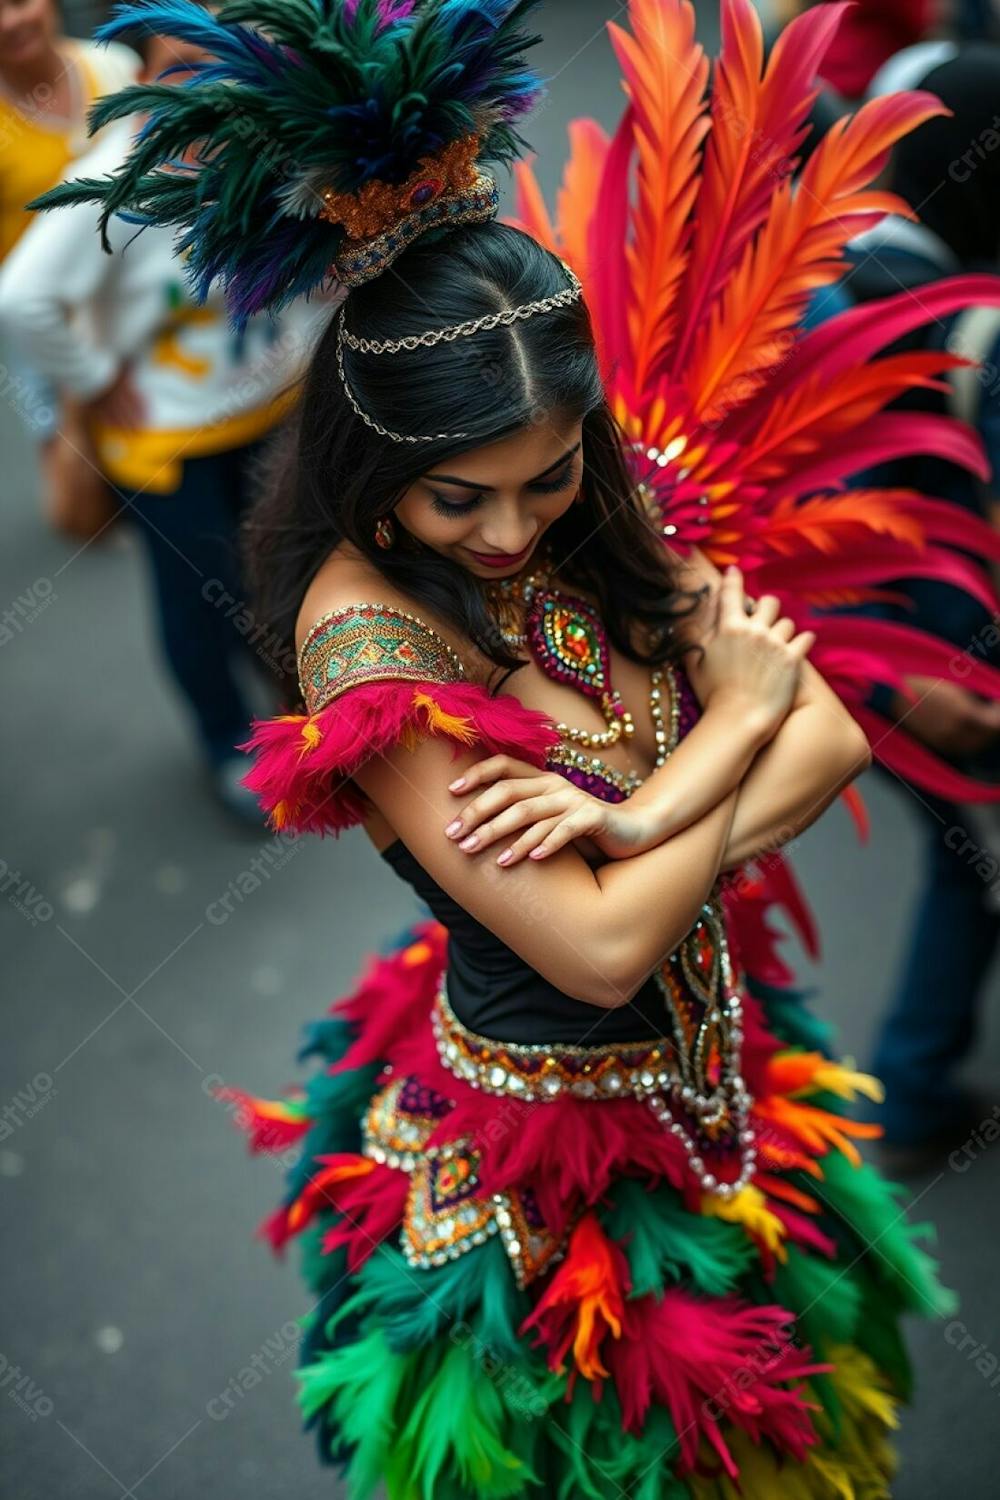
[485,553,680,799]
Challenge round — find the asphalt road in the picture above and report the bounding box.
[3,3,1000,1496]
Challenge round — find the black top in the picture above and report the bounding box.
[380,838,671,1044]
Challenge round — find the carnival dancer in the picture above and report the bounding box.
[34,0,1000,1494]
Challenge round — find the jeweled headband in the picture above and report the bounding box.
[335,263,585,442]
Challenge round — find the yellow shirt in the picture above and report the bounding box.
[0,39,138,259]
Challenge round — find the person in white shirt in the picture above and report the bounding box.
[0,24,328,820]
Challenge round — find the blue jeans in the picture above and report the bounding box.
[869,783,1000,1143]
[125,444,269,768]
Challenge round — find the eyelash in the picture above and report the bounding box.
[429,462,577,518]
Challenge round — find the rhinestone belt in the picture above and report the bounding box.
[431,973,756,1199]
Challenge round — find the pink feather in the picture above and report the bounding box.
[241,680,560,836]
[605,1288,830,1475]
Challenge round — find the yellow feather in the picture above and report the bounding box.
[412,691,478,745]
[823,1343,901,1432]
[701,1183,788,1262]
[809,1058,885,1105]
[299,718,322,753]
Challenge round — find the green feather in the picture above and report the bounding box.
[816,1153,957,1319]
[770,1243,862,1351]
[601,1177,755,1298]
[299,1217,347,1296]
[852,1269,915,1399]
[746,975,836,1052]
[549,1380,687,1500]
[327,1237,529,1361]
[296,1327,416,1499]
[386,1338,539,1500]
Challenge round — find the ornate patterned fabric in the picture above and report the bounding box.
[297,602,466,714]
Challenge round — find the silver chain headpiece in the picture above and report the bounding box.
[335,265,585,443]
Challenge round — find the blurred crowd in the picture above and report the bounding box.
[2,0,1000,1163]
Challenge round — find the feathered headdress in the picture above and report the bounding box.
[30,0,545,320]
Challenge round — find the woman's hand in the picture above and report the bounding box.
[681,562,815,735]
[444,756,649,865]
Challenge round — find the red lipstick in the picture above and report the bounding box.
[465,541,535,570]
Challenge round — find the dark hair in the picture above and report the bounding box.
[245,221,703,702]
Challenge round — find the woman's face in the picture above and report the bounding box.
[393,415,585,579]
[0,0,57,69]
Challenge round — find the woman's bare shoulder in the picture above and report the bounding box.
[294,545,482,683]
[296,546,418,651]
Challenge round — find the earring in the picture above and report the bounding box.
[374,516,396,550]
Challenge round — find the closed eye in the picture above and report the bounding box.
[429,490,484,517]
[528,460,576,494]
[427,455,579,518]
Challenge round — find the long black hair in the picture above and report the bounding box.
[245,221,704,701]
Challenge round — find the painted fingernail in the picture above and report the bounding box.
[529,847,547,859]
[458,834,479,850]
[444,820,462,837]
[497,849,513,866]
[448,778,466,791]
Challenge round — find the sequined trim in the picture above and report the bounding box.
[432,977,674,1101]
[333,172,499,287]
[297,602,466,713]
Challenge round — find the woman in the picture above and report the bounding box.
[37,0,995,1493]
[231,214,936,1500]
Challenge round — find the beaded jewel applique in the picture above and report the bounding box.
[361,1068,565,1283]
[650,894,754,1196]
[362,1074,453,1172]
[297,602,466,714]
[402,1145,498,1269]
[399,1138,564,1285]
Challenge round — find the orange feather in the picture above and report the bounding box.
[671,0,844,377]
[686,91,951,423]
[739,352,971,480]
[607,0,710,392]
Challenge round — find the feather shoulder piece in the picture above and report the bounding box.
[243,601,560,835]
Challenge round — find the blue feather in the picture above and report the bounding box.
[34,0,546,318]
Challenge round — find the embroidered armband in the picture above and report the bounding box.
[298,602,466,714]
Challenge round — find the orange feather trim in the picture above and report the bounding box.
[753,1095,882,1168]
[519,1211,628,1393]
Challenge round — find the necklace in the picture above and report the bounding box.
[486,554,680,800]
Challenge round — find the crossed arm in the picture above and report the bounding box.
[355,735,741,1012]
[442,651,871,873]
[354,659,869,1010]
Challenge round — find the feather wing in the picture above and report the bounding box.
[684,90,949,425]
